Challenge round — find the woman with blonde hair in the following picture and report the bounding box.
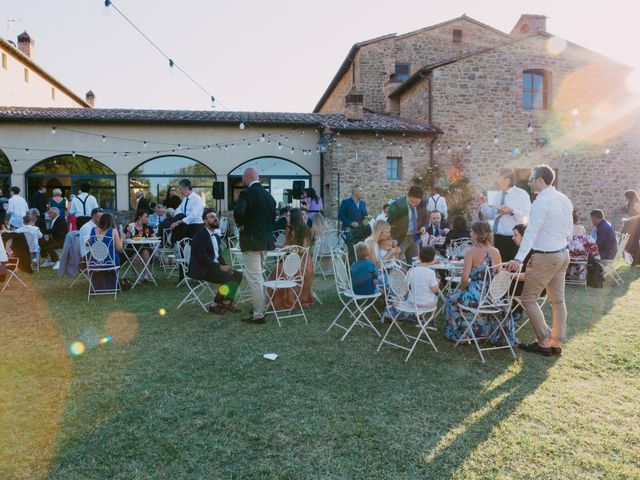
[48,188,67,220]
[444,220,518,345]
[310,212,328,241]
[366,220,400,269]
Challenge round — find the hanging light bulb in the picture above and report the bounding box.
[447,146,452,154]
[169,59,175,68]
[301,130,304,136]
[177,144,182,150]
[239,122,245,130]
[466,142,472,151]
[137,151,141,156]
[102,135,107,142]
[72,151,76,157]
[527,122,534,133]
[113,152,117,157]
[143,140,148,147]
[494,135,499,145]
[25,148,29,154]
[291,147,295,153]
[51,126,56,135]
[260,134,266,142]
[278,142,282,149]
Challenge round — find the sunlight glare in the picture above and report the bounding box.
[546,36,567,55]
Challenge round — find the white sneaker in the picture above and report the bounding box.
[52,261,60,270]
[41,261,54,267]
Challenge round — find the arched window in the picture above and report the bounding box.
[228,157,312,209]
[129,156,216,210]
[26,155,117,210]
[0,149,11,195]
[523,69,550,110]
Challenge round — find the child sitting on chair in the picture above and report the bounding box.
[406,246,439,309]
[350,241,378,295]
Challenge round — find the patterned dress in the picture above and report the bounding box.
[444,253,518,346]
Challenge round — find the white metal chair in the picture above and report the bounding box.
[158,229,178,277]
[263,245,310,326]
[377,263,438,361]
[176,243,217,312]
[455,262,521,363]
[326,249,382,340]
[174,238,191,288]
[274,230,286,247]
[598,232,630,285]
[229,246,252,305]
[312,228,344,278]
[87,240,121,300]
[218,216,230,240]
[449,237,473,258]
[565,255,588,288]
[1,257,27,292]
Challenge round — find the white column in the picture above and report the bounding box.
[116,173,130,211]
[11,173,25,192]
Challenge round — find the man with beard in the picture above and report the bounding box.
[189,208,243,315]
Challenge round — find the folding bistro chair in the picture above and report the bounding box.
[377,263,438,361]
[263,245,310,326]
[312,228,344,278]
[174,238,191,288]
[273,230,286,247]
[87,240,121,300]
[455,262,521,363]
[228,245,252,305]
[158,229,178,277]
[598,232,630,286]
[1,257,27,292]
[326,249,382,340]
[449,237,473,257]
[176,243,217,312]
[565,255,588,288]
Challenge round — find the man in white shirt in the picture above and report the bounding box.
[6,186,29,229]
[479,168,531,261]
[506,165,573,357]
[427,191,448,221]
[79,208,104,257]
[170,179,204,243]
[69,183,99,229]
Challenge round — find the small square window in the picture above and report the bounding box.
[24,68,29,83]
[386,157,401,180]
[390,63,411,82]
[1,53,7,69]
[453,29,463,43]
[51,87,56,100]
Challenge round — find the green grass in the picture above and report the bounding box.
[1,264,639,479]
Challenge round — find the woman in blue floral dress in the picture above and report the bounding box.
[445,221,518,346]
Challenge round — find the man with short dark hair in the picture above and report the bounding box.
[189,209,243,314]
[480,167,531,261]
[30,186,47,218]
[590,209,617,260]
[6,186,29,229]
[507,165,573,357]
[70,183,99,229]
[234,167,277,324]
[387,185,427,256]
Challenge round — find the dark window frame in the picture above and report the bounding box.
[390,62,411,82]
[386,157,402,181]
[523,69,550,110]
[453,29,463,43]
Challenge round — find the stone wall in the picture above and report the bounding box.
[323,132,435,218]
[399,34,640,225]
[318,51,360,114]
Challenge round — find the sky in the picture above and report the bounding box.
[1,0,639,112]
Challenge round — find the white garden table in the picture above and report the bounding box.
[122,238,161,288]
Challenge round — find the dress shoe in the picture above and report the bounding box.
[208,304,225,315]
[518,341,552,357]
[221,303,238,313]
[551,347,562,356]
[52,261,60,270]
[241,316,266,324]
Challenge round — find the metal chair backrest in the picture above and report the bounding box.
[274,230,286,246]
[275,245,308,286]
[218,216,229,237]
[330,249,352,294]
[89,240,115,267]
[317,228,344,254]
[162,229,172,248]
[176,238,191,261]
[478,262,520,308]
[450,237,473,256]
[381,259,411,303]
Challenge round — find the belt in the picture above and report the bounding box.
[531,247,567,254]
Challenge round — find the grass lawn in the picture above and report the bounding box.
[1,263,639,479]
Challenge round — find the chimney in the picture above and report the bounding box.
[510,14,547,37]
[85,90,95,107]
[17,31,34,58]
[344,87,364,121]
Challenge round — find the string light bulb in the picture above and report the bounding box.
[494,135,499,145]
[259,134,266,142]
[527,122,534,133]
[51,127,56,135]
[466,142,472,151]
[102,135,107,142]
[239,122,245,130]
[143,140,147,147]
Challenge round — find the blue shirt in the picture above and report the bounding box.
[338,197,368,229]
[351,259,377,295]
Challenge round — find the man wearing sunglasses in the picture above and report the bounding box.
[506,165,573,357]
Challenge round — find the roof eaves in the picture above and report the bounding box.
[0,36,92,108]
[312,33,397,113]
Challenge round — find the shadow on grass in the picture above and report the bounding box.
[23,265,638,478]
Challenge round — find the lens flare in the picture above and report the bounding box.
[99,336,112,345]
[158,308,166,316]
[218,285,230,296]
[512,147,521,157]
[546,36,567,55]
[69,341,86,356]
[625,70,640,93]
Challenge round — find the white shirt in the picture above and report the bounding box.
[16,224,43,253]
[207,228,220,263]
[0,235,8,262]
[375,213,388,223]
[177,192,204,225]
[70,192,99,217]
[515,186,573,262]
[407,266,439,307]
[427,194,448,220]
[7,194,29,228]
[79,220,96,257]
[480,186,531,236]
